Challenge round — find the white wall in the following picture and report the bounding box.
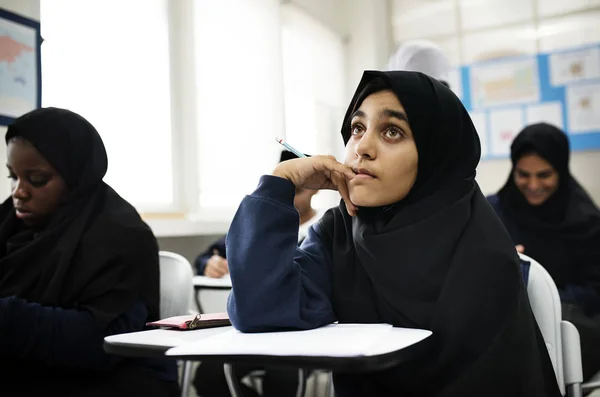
[1,0,39,19]
[291,0,394,97]
[342,0,394,98]
[288,0,346,37]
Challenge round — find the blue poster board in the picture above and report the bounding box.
[448,43,600,160]
[0,8,42,126]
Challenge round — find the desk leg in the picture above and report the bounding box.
[296,369,306,397]
[567,383,583,397]
[224,363,244,397]
[327,372,335,397]
[194,289,204,314]
[181,361,192,397]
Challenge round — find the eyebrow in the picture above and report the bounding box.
[5,165,48,173]
[516,168,553,176]
[351,108,409,123]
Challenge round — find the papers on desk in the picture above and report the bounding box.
[193,274,232,288]
[166,323,432,358]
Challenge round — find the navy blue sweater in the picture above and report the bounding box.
[227,176,335,332]
[0,296,177,382]
[488,193,600,310]
[227,176,533,332]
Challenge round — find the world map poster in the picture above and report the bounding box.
[0,9,41,124]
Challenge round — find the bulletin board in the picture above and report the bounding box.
[447,43,600,160]
[0,8,42,126]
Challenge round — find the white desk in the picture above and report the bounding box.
[104,326,233,397]
[166,323,432,372]
[104,324,432,397]
[103,326,233,357]
[193,275,232,290]
[192,275,232,314]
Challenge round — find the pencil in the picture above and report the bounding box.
[275,137,307,159]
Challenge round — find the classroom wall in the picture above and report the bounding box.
[287,0,346,37]
[158,234,223,265]
[0,0,39,19]
[341,0,395,98]
[290,0,394,98]
[387,1,600,202]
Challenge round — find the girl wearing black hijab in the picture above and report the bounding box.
[225,71,560,396]
[0,107,178,396]
[488,122,600,380]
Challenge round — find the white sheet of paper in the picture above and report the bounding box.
[470,58,539,109]
[193,274,232,288]
[549,47,600,86]
[566,82,600,134]
[525,102,564,130]
[165,323,431,358]
[489,107,524,156]
[104,326,233,349]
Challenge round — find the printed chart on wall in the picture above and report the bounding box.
[0,8,41,126]
[450,43,600,160]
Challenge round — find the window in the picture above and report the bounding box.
[280,4,346,209]
[40,0,174,211]
[193,1,347,215]
[193,0,286,214]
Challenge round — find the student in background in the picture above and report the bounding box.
[0,108,178,396]
[195,150,321,278]
[225,70,561,396]
[387,39,451,87]
[488,122,600,380]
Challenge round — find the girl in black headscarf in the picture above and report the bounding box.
[488,122,600,380]
[0,107,178,396]
[224,71,560,396]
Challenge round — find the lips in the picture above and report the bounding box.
[525,190,546,198]
[352,167,376,178]
[14,206,34,219]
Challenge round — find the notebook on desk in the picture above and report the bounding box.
[147,313,230,330]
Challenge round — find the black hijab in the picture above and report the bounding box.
[320,71,559,396]
[0,107,160,328]
[496,123,600,307]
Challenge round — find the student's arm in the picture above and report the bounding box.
[194,253,211,275]
[561,253,600,314]
[227,175,336,332]
[0,297,148,369]
[194,236,227,275]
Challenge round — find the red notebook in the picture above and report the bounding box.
[146,313,230,330]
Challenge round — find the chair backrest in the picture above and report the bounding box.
[521,253,566,395]
[159,251,195,318]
